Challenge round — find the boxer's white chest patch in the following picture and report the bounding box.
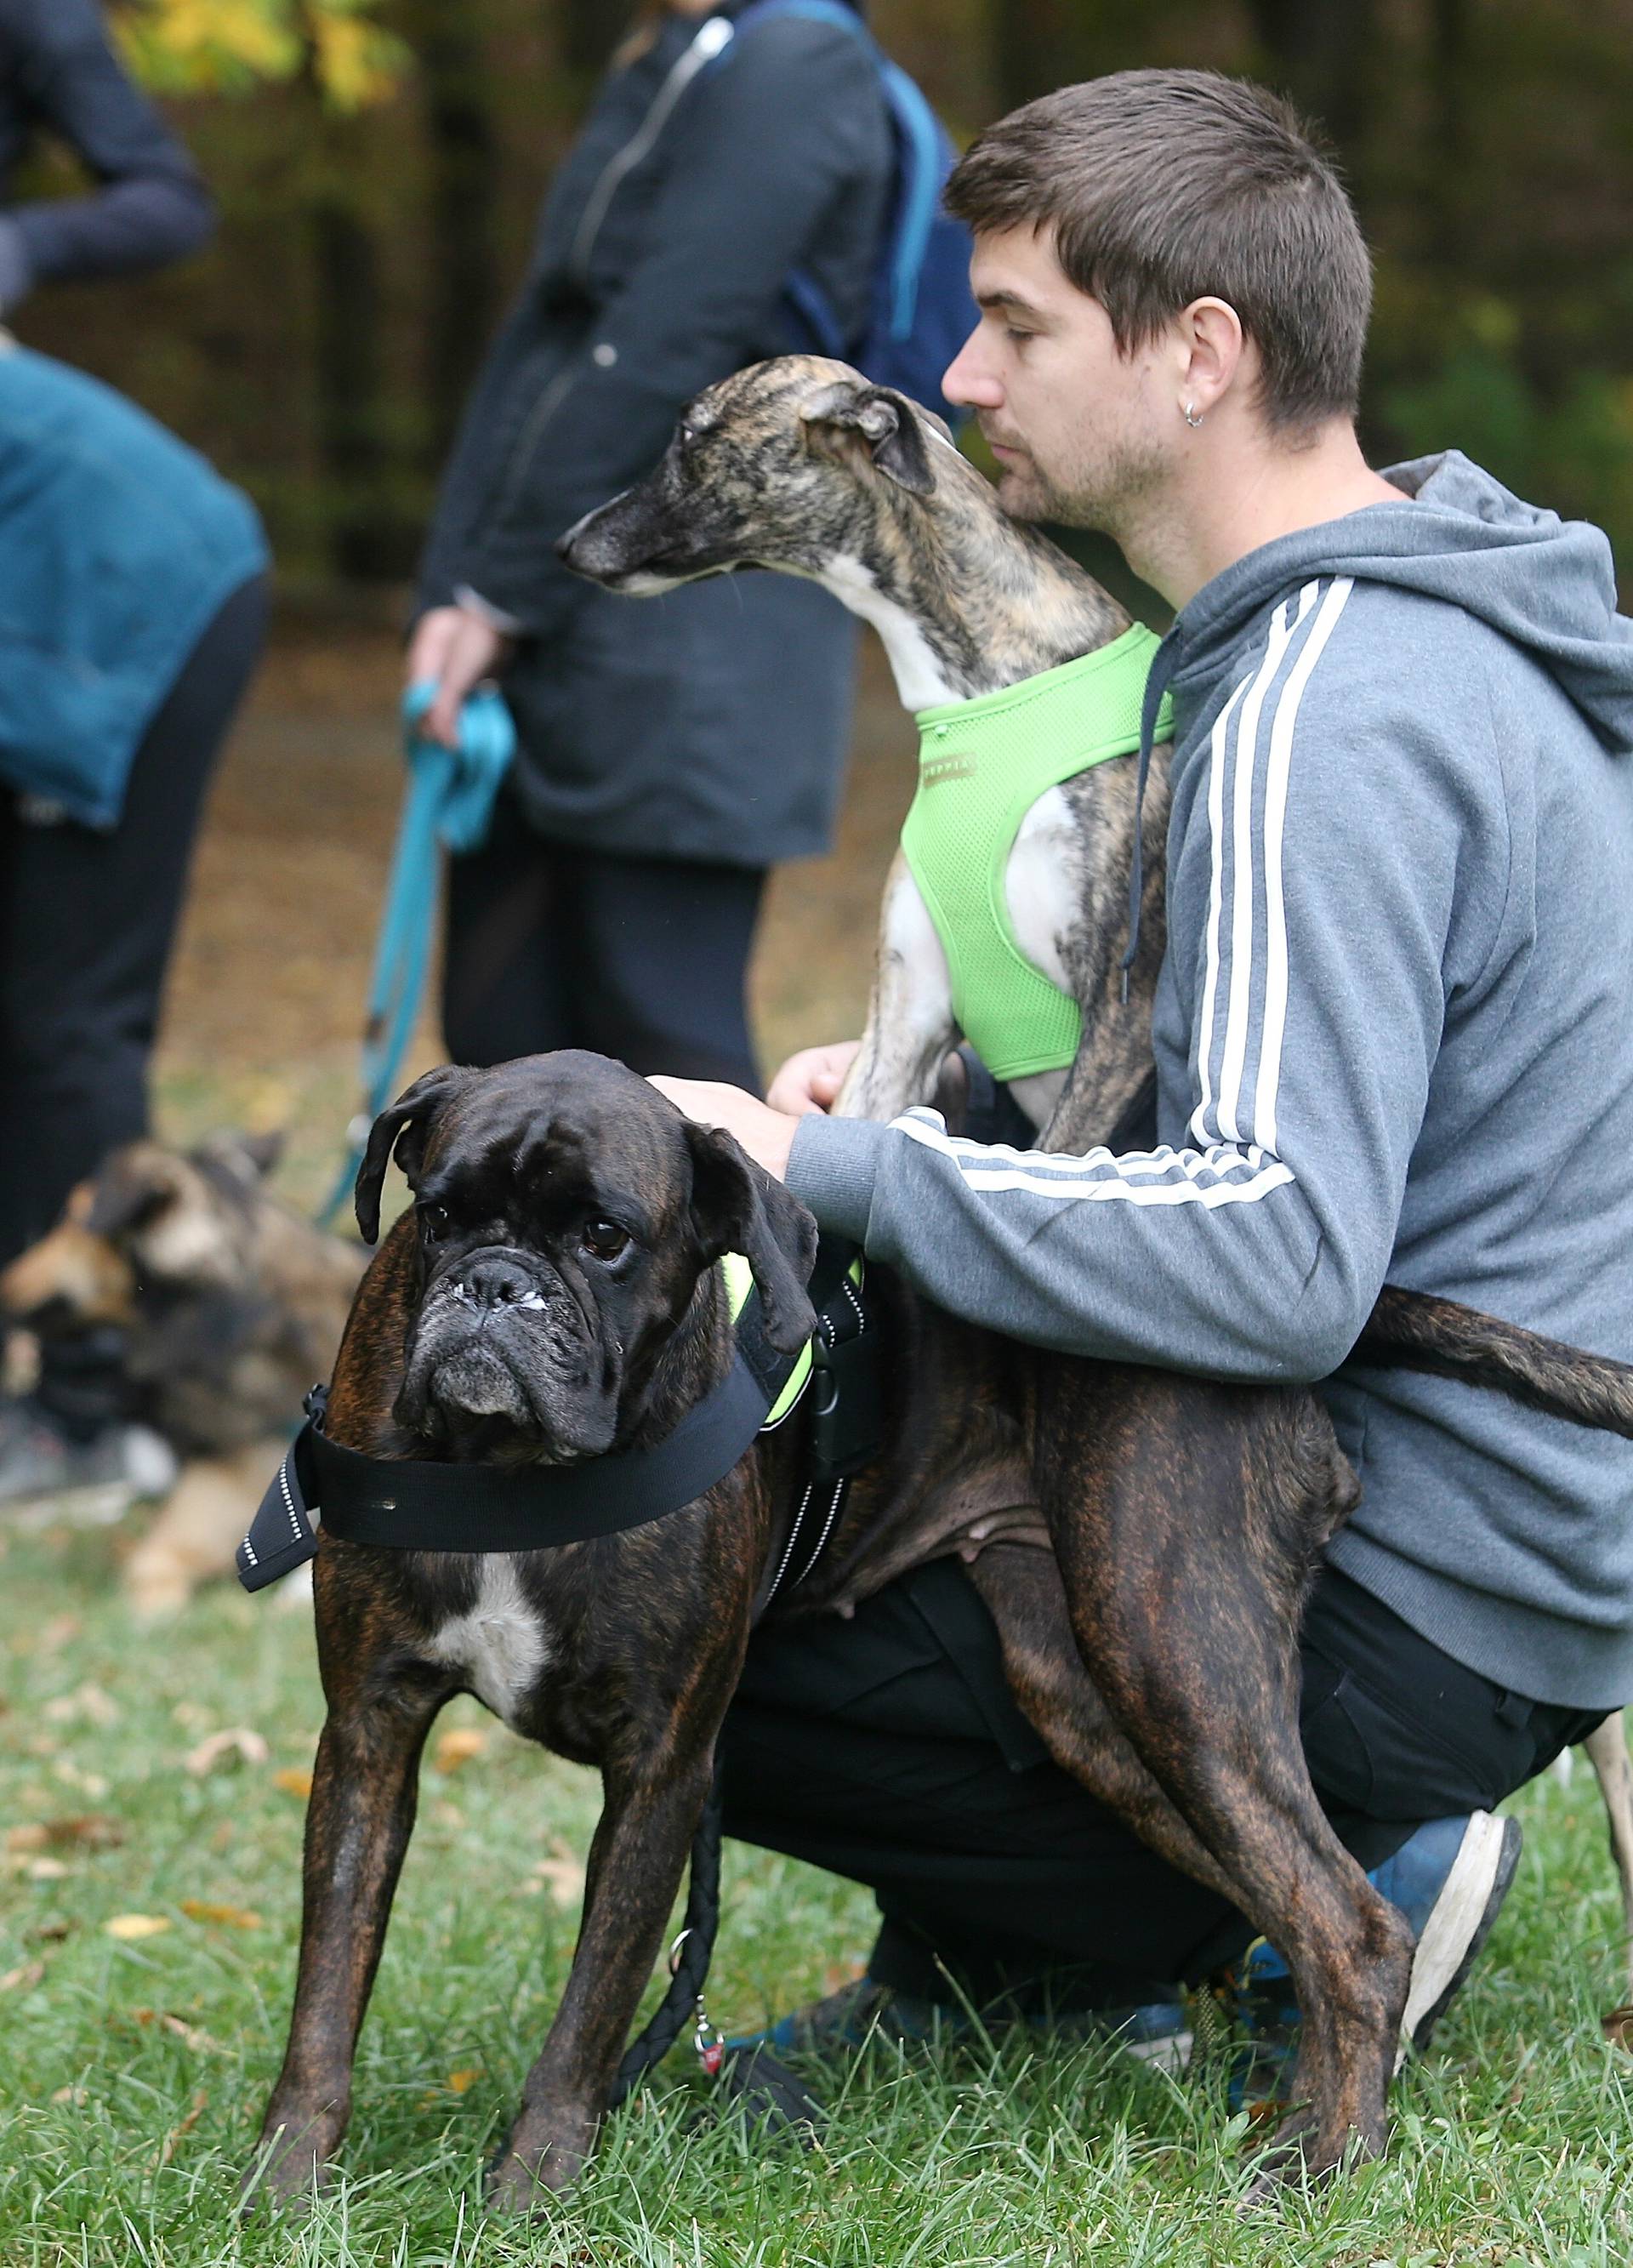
[424,1559,552,1726]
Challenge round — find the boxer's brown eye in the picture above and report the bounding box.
[582,1217,630,1261]
[419,1203,452,1242]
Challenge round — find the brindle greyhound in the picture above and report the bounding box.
[560,357,1633,2081]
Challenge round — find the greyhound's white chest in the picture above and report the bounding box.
[1004,784,1079,992]
[424,1559,552,1726]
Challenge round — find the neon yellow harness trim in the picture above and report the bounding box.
[719,1250,860,1429]
[901,625,1173,1083]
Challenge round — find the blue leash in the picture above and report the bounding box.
[318,681,515,1227]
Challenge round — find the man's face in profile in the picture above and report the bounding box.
[942,225,1176,541]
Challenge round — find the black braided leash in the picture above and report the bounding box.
[606,1774,824,2139]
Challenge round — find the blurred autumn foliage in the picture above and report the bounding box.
[19,0,1633,589]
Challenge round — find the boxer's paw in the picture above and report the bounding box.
[486,2102,596,2210]
[240,2100,345,2218]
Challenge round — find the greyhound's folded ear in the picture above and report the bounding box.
[799,377,936,498]
[355,1065,474,1245]
[684,1121,819,1355]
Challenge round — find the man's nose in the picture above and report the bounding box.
[462,1256,535,1310]
[942,326,1004,412]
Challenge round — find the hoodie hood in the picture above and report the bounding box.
[1169,449,1633,755]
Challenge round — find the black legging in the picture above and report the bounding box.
[0,574,267,1268]
[441,784,766,1092]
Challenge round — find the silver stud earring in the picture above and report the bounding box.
[1181,401,1204,429]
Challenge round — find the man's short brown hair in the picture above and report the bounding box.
[944,69,1372,434]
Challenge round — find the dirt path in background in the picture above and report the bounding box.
[155,621,915,1202]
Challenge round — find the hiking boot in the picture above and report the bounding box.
[729,1974,1192,2071]
[0,1395,176,1523]
[1231,1809,1524,2102]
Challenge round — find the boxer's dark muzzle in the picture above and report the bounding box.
[395,1240,618,1456]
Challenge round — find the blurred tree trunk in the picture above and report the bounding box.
[560,0,630,77]
[401,0,502,464]
[991,0,1097,110]
[1429,0,1471,264]
[310,155,395,580]
[1247,0,1376,157]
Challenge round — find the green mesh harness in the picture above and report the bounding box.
[901,624,1174,1083]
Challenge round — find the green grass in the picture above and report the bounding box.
[3,1509,1630,2266]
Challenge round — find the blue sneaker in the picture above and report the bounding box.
[1232,1810,1523,2101]
[730,1975,1192,2071]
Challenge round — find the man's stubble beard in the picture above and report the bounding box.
[996,429,1168,547]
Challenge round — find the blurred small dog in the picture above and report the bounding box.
[0,1133,362,1613]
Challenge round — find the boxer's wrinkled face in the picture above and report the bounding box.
[355,1053,816,1461]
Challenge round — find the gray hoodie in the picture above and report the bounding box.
[788,452,1633,1709]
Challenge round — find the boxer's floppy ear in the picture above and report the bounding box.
[685,1123,818,1355]
[355,1065,472,1245]
[799,379,936,497]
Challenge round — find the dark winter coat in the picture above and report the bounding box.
[0,0,213,311]
[418,1,892,867]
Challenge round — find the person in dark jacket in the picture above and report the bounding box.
[0,1,268,1509]
[410,0,892,1090]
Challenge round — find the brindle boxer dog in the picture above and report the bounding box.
[251,1050,1633,2213]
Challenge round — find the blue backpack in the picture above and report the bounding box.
[721,0,977,426]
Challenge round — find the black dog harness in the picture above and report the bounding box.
[236,1237,880,1593]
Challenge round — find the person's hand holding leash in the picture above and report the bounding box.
[650,1077,802,1182]
[407,603,513,749]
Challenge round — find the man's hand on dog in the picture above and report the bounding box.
[651,1041,861,1179]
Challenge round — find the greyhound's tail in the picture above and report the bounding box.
[1355,1286,1633,1439]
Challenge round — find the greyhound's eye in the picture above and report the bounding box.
[582,1217,631,1262]
[418,1203,452,1243]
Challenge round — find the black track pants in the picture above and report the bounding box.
[719,1559,1605,2009]
[0,574,268,1272]
[442,788,766,1092]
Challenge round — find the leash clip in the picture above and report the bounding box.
[694,1997,725,2077]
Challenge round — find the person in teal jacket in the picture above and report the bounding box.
[0,4,268,1508]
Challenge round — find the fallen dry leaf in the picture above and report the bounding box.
[50,2085,87,2106]
[156,2088,209,2166]
[185,1728,269,1776]
[180,1899,261,1930]
[434,1728,488,1774]
[272,1767,312,1799]
[447,2066,481,2094]
[159,2014,221,2054]
[526,1841,587,1909]
[105,1913,171,1940]
[43,1684,118,1729]
[26,1857,69,1882]
[1602,2003,1633,2049]
[0,1961,44,1993]
[9,1814,124,1853]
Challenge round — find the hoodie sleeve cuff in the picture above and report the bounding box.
[785,1114,890,1244]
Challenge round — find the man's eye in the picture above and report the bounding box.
[582,1217,630,1261]
[1005,328,1035,345]
[419,1203,452,1242]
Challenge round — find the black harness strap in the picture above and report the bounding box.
[236,1296,800,1592]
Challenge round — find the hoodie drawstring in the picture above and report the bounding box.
[1120,630,1181,1003]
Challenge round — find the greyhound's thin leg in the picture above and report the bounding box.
[1034,1359,1413,2182]
[834,851,958,1124]
[1584,1711,1633,1999]
[249,1677,448,2208]
[487,1748,716,2209]
[965,1545,1243,1904]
